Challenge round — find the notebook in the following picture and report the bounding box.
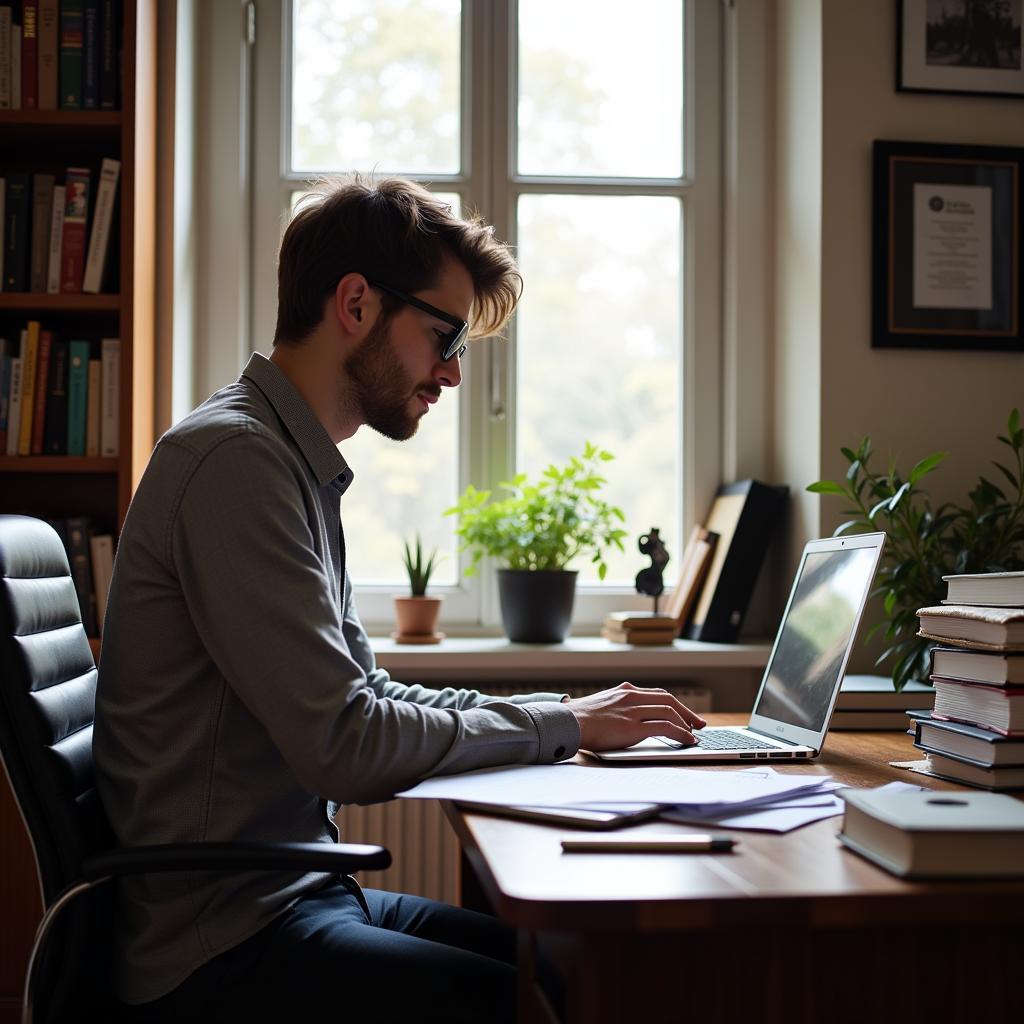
[592,532,886,763]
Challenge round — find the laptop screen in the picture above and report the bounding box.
[751,546,879,734]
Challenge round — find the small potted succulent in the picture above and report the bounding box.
[393,534,444,644]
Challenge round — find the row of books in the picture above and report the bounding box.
[911,570,1024,791]
[48,515,112,636]
[0,324,119,455]
[1,158,120,293]
[0,1,120,111]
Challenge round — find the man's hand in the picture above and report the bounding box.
[564,682,706,752]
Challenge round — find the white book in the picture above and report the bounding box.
[46,183,65,293]
[839,787,1024,878]
[11,23,19,110]
[89,533,114,630]
[100,338,119,457]
[0,8,11,109]
[82,157,120,294]
[5,355,22,455]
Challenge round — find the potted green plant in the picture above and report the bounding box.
[393,534,444,644]
[446,442,628,642]
[807,408,1024,690]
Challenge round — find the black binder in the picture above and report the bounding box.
[684,480,788,644]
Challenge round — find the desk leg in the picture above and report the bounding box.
[457,848,492,914]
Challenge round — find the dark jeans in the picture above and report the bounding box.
[122,877,518,1023]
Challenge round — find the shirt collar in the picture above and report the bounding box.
[241,352,353,492]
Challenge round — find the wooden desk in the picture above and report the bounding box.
[445,716,1024,1024]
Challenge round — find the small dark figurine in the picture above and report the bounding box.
[635,528,669,612]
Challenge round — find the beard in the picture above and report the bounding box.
[344,317,438,441]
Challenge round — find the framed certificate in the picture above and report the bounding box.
[872,139,1023,351]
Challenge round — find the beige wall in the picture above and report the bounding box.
[772,0,1023,668]
[819,0,1023,524]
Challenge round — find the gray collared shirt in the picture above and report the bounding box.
[93,352,580,1004]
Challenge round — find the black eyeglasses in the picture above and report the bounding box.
[364,278,469,361]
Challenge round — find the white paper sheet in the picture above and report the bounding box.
[662,779,927,833]
[396,762,834,810]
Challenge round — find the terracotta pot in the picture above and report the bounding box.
[392,595,444,643]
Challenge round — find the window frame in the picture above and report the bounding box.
[244,0,723,633]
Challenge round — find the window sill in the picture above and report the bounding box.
[370,635,772,682]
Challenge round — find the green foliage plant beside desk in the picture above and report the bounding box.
[808,409,1024,691]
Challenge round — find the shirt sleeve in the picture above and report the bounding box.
[171,428,581,806]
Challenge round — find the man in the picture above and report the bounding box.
[94,175,703,1022]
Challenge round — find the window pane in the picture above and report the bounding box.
[284,190,462,587]
[340,385,459,588]
[291,0,461,175]
[517,0,683,178]
[515,195,682,586]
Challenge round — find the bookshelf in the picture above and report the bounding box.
[0,2,156,1018]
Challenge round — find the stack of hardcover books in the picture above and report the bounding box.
[912,571,1024,790]
[602,611,678,646]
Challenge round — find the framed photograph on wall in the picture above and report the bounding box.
[898,0,1024,97]
[872,140,1023,351]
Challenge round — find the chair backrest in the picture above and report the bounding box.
[0,514,114,1020]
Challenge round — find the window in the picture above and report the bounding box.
[249,0,722,630]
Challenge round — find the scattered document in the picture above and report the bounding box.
[396,762,835,810]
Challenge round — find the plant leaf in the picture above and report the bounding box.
[908,451,946,485]
[807,480,846,495]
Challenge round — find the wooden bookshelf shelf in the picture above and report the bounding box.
[0,111,122,128]
[1,3,157,1006]
[0,457,119,474]
[0,293,120,313]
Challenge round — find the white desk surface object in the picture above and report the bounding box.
[396,762,835,811]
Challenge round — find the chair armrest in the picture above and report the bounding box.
[82,841,391,881]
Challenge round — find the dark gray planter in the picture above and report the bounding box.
[496,569,578,643]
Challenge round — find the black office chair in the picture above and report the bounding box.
[0,515,391,1023]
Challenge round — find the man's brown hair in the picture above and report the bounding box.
[273,174,523,347]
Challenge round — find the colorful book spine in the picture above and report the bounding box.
[98,0,116,109]
[60,167,90,293]
[66,339,89,455]
[17,321,40,456]
[82,0,98,108]
[100,337,118,457]
[5,353,23,455]
[29,327,52,454]
[46,183,65,294]
[66,516,97,635]
[29,172,55,293]
[85,356,101,456]
[37,0,58,109]
[0,7,11,110]
[82,157,119,293]
[4,172,30,292]
[43,336,69,454]
[58,0,82,109]
[21,0,37,109]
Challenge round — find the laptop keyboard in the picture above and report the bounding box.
[661,729,780,751]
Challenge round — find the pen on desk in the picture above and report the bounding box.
[561,835,736,854]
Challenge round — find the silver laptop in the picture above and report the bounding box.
[593,532,886,763]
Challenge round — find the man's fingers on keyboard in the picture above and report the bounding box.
[642,721,696,746]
